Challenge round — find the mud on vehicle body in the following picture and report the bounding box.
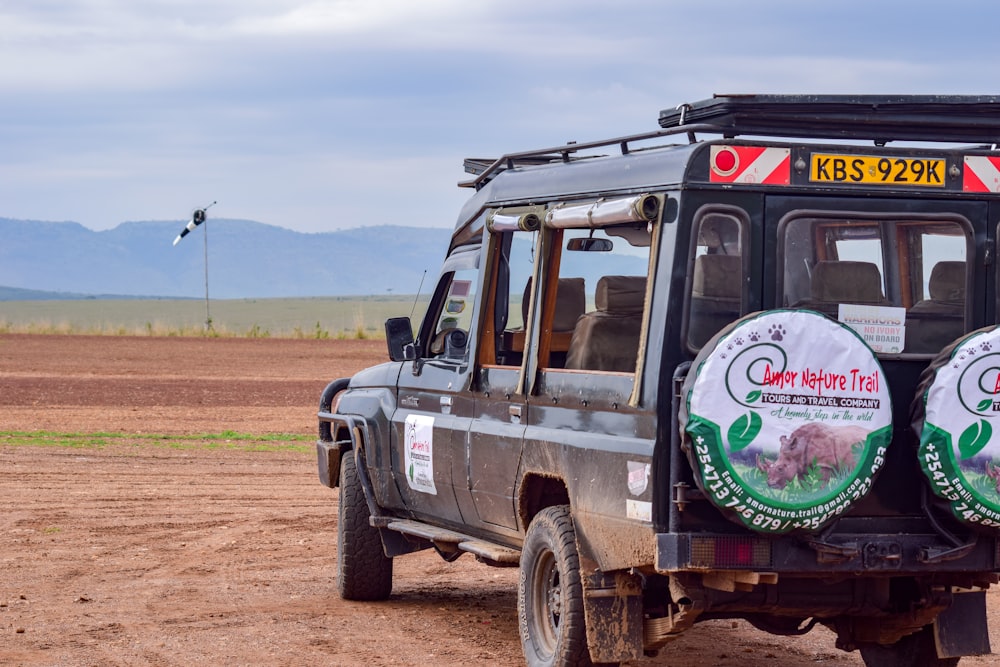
[318,95,1000,666]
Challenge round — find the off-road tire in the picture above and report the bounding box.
[859,625,960,667]
[336,451,392,601]
[519,505,610,667]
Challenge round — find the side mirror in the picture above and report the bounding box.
[566,237,613,252]
[385,317,416,362]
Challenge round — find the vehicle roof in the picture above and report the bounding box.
[452,94,1000,238]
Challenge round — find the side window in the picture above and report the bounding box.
[687,210,745,349]
[478,229,537,367]
[416,243,480,362]
[541,223,652,374]
[780,216,969,355]
[424,268,478,359]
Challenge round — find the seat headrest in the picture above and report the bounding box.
[552,277,586,330]
[693,254,741,298]
[810,261,884,303]
[522,277,586,331]
[596,275,646,313]
[928,261,965,302]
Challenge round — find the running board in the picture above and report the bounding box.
[380,518,521,565]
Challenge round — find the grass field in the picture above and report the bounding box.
[0,296,430,338]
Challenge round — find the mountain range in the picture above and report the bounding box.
[0,218,452,299]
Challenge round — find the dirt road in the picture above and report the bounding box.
[0,334,995,666]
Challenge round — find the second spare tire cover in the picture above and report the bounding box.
[913,326,1000,530]
[681,310,893,534]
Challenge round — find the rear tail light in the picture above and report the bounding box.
[690,536,771,568]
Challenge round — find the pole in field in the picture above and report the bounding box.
[172,201,217,330]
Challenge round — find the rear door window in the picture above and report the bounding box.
[779,215,970,355]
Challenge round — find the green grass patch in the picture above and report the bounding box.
[0,430,313,453]
[0,295,430,339]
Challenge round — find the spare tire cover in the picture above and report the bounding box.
[914,326,1000,530]
[681,310,893,534]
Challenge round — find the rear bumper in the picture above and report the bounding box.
[656,531,1000,575]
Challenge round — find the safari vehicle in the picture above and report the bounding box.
[317,95,1000,666]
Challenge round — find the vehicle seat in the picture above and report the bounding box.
[795,260,887,316]
[905,261,966,353]
[565,275,646,372]
[688,254,742,348]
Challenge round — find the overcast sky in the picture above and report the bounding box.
[2,1,998,234]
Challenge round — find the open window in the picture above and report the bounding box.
[477,209,542,369]
[536,195,659,376]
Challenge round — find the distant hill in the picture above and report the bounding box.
[0,218,452,299]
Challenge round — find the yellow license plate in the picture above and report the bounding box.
[810,154,946,187]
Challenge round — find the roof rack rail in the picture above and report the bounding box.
[660,94,1000,144]
[459,124,713,190]
[461,95,1000,190]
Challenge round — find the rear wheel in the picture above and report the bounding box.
[518,505,611,667]
[859,626,959,667]
[336,451,392,601]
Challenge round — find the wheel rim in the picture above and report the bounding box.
[530,549,562,656]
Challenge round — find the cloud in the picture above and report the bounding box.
[1,0,999,235]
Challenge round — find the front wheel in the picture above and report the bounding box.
[859,625,959,667]
[336,451,392,601]
[518,505,610,667]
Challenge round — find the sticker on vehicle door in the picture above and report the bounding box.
[680,310,893,534]
[404,414,437,495]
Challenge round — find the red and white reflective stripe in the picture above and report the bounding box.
[963,156,1000,193]
[710,146,790,185]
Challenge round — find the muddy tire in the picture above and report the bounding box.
[336,451,392,601]
[859,625,959,667]
[518,505,608,667]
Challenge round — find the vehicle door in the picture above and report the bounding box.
[764,195,987,516]
[518,194,662,566]
[390,244,481,524]
[463,213,540,533]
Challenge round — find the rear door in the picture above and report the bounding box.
[764,194,987,516]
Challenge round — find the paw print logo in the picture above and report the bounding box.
[982,341,993,352]
[967,347,976,356]
[733,336,744,346]
[748,331,760,342]
[726,343,734,351]
[768,324,786,342]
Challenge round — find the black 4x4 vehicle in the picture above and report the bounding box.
[317,95,1000,666]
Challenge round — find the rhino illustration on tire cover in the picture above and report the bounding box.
[756,423,867,490]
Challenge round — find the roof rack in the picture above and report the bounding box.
[462,94,1000,190]
[660,94,1000,144]
[460,125,711,190]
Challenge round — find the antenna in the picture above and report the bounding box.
[409,270,427,319]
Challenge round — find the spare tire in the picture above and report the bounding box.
[912,326,1000,531]
[680,310,893,534]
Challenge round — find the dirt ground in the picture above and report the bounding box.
[0,333,996,666]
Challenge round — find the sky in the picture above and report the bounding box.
[2,0,999,234]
